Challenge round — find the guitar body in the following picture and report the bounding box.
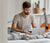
[41,23,50,33]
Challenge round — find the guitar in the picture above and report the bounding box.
[41,8,50,33]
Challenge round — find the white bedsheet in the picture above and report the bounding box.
[8,39,50,43]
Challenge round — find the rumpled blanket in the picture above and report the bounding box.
[8,32,50,40]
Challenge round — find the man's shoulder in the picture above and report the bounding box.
[29,14,35,20]
[14,12,22,18]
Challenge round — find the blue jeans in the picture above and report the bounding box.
[10,30,16,32]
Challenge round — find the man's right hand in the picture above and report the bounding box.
[23,30,31,35]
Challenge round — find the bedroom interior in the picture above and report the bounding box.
[0,0,50,43]
[8,0,50,43]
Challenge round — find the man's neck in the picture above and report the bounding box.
[22,12,28,18]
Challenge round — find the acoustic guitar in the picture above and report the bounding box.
[41,8,50,33]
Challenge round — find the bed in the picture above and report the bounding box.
[8,27,50,43]
[8,39,50,43]
[8,31,50,43]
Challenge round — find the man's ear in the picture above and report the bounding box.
[22,8,25,12]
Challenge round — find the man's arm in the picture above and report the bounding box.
[11,22,31,35]
[32,23,36,28]
[31,15,36,28]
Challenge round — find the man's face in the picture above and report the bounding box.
[23,8,31,15]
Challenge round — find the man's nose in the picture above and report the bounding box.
[27,11,30,13]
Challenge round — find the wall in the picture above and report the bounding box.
[0,0,8,43]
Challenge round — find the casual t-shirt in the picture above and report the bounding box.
[13,12,34,31]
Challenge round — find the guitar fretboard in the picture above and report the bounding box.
[44,12,48,27]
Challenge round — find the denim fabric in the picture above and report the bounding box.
[10,30,16,32]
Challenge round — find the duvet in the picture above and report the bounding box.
[8,32,50,40]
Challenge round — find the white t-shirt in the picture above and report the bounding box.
[13,12,34,31]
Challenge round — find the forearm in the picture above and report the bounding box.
[16,28,31,35]
[32,25,36,28]
[15,28,26,33]
[32,23,36,28]
[11,28,25,33]
[11,28,31,35]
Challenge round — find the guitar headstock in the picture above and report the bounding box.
[43,8,46,12]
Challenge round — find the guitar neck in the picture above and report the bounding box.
[44,12,48,26]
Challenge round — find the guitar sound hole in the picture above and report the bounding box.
[46,26,48,30]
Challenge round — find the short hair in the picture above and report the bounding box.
[23,1,31,8]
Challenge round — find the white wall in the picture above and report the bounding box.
[0,0,8,43]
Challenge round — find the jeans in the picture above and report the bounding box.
[10,30,16,32]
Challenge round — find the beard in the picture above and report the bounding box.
[24,11,29,15]
[25,12,29,15]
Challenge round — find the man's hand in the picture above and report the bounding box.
[23,30,31,35]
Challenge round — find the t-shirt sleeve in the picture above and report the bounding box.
[31,15,34,23]
[12,15,18,24]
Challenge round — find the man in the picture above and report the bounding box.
[11,1,36,35]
